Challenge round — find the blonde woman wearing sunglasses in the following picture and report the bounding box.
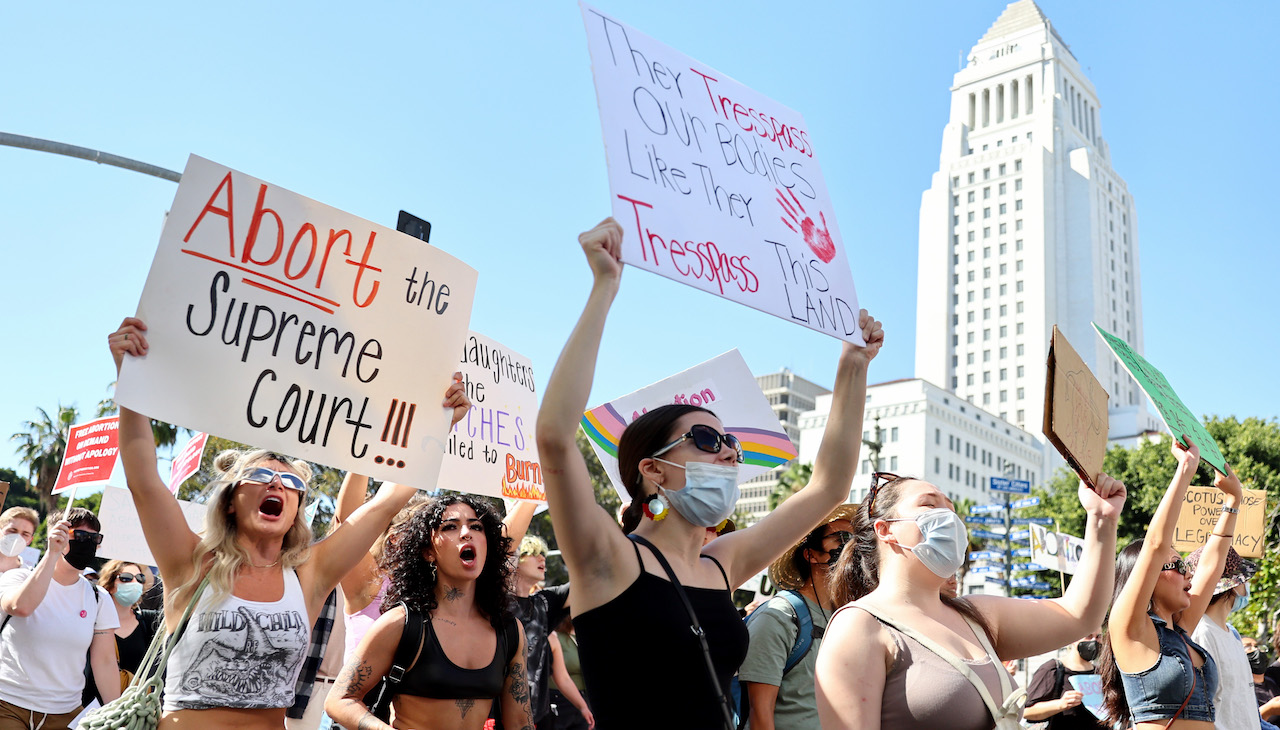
[108,317,470,729]
[536,218,884,730]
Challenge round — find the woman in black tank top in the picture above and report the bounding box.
[326,494,533,730]
[536,218,884,729]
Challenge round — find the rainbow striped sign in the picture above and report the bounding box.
[579,350,798,500]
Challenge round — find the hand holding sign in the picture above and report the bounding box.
[841,311,884,371]
[1079,472,1127,523]
[1173,435,1202,473]
[47,520,71,559]
[110,317,149,371]
[1215,463,1244,503]
[580,218,624,287]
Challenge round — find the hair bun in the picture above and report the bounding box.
[212,450,242,475]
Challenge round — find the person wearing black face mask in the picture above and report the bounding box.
[0,508,120,729]
[1023,634,1108,729]
[1242,635,1280,725]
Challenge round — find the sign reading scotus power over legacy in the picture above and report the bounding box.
[580,4,864,345]
[117,156,478,489]
[438,332,543,501]
[581,350,797,502]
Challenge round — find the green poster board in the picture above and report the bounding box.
[1093,323,1226,475]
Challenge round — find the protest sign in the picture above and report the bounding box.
[117,156,477,490]
[1068,674,1105,718]
[1173,486,1266,558]
[97,486,207,568]
[1044,326,1108,487]
[168,431,209,494]
[437,332,543,501]
[51,417,119,495]
[1029,523,1085,575]
[1094,323,1226,474]
[0,481,7,509]
[580,4,863,345]
[581,349,796,502]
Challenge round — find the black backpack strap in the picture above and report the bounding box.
[504,614,520,665]
[387,602,426,686]
[1052,659,1065,700]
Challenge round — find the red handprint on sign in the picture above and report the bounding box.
[777,187,837,263]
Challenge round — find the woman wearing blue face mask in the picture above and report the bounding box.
[815,471,1127,730]
[536,218,884,730]
[84,561,163,705]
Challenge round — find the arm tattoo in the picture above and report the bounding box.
[456,698,476,718]
[444,585,464,602]
[357,711,383,730]
[336,655,376,696]
[507,659,530,706]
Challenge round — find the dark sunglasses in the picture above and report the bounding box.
[71,530,104,545]
[653,424,744,464]
[1161,558,1189,576]
[240,467,307,492]
[116,573,147,584]
[866,471,902,516]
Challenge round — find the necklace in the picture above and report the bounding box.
[247,556,281,569]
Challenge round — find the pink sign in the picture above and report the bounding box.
[52,417,120,494]
[168,432,209,494]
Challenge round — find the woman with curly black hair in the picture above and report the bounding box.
[326,494,533,730]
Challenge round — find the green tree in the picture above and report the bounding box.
[11,404,80,513]
[97,382,186,453]
[0,468,40,514]
[767,461,812,511]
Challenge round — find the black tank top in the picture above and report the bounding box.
[574,539,748,729]
[399,613,518,700]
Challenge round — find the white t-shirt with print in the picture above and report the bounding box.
[0,568,120,713]
[1192,616,1260,730]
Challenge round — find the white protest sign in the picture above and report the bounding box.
[438,332,543,501]
[117,155,477,490]
[581,349,796,502]
[168,431,208,494]
[98,486,207,568]
[1029,523,1085,575]
[580,4,864,344]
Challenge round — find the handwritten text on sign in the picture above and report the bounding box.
[580,3,863,344]
[1173,487,1266,558]
[52,417,120,494]
[438,332,543,502]
[117,155,477,489]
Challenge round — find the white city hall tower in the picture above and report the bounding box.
[915,0,1160,446]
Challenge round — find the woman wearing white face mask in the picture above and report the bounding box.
[536,218,884,730]
[84,561,162,705]
[815,472,1127,730]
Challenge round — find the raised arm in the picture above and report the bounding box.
[1178,464,1242,632]
[709,316,883,586]
[970,474,1126,658]
[502,500,539,561]
[109,317,201,584]
[332,472,381,612]
[307,480,417,609]
[536,219,633,583]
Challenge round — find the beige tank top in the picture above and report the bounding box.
[846,605,1015,730]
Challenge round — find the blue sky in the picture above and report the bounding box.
[2,1,1276,476]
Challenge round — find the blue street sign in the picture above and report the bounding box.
[1011,562,1048,572]
[966,516,1005,525]
[1011,548,1033,558]
[1010,576,1038,587]
[984,577,1009,586]
[1010,529,1031,540]
[989,476,1031,494]
[1012,516,1053,525]
[970,564,1004,574]
[971,503,1005,514]
[1011,496,1041,509]
[968,550,1004,561]
[970,529,1007,540]
[1013,581,1053,591]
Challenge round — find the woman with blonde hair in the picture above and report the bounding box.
[108,316,469,729]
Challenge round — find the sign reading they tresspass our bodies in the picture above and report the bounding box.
[580,4,864,345]
[117,155,477,489]
[581,349,797,503]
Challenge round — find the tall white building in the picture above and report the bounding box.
[736,369,831,523]
[915,0,1161,447]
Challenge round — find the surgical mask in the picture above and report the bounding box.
[114,582,144,606]
[1232,583,1250,614]
[0,533,25,558]
[1076,640,1100,662]
[884,508,968,579]
[64,540,99,571]
[654,459,740,527]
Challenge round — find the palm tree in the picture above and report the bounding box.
[768,461,814,511]
[11,404,80,513]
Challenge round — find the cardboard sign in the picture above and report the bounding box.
[1029,523,1085,575]
[0,481,8,509]
[1068,673,1105,718]
[51,417,120,495]
[1173,487,1266,558]
[97,486,207,568]
[1044,326,1108,487]
[168,432,209,494]
[580,4,864,344]
[1094,323,1226,475]
[437,332,543,501]
[581,349,796,502]
[117,156,477,490]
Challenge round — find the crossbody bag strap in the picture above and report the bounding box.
[630,535,735,730]
[131,574,211,687]
[1163,632,1198,730]
[855,603,1025,724]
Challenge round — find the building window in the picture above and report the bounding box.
[1017,365,1025,377]
[1016,260,1024,271]
[999,304,1007,316]
[968,191,975,203]
[1016,239,1024,251]
[982,393,991,405]
[999,284,1007,295]
[1000,390,1008,402]
[983,187,991,199]
[968,211,975,223]
[983,372,991,383]
[1015,199,1023,211]
[1016,301,1024,313]
[1016,322,1025,334]
[984,246,991,258]
[1000,368,1007,380]
[999,263,1007,275]
[968,251,976,262]
[999,242,1007,254]
[999,182,1007,195]
[967,291,976,302]
[983,349,991,362]
[984,168,991,180]
[999,163,1007,176]
[967,353,975,364]
[983,307,991,320]
[967,311,975,323]
[891,427,899,442]
[1016,280,1025,292]
[953,195,959,206]
[890,456,898,470]
[999,325,1007,337]
[983,287,991,299]
[1015,159,1022,171]
[968,231,975,242]
[967,271,975,282]
[999,223,1007,234]
[1017,387,1025,399]
[1015,178,1023,191]
[935,457,940,473]
[952,176,960,187]
[1017,344,1025,356]
[983,208,991,219]
[983,329,991,341]
[967,374,975,385]
[969,172,976,183]
[967,332,975,344]
[983,267,991,279]
[1016,219,1024,230]
[1017,409,1025,421]
[983,227,991,238]
[999,203,1007,215]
